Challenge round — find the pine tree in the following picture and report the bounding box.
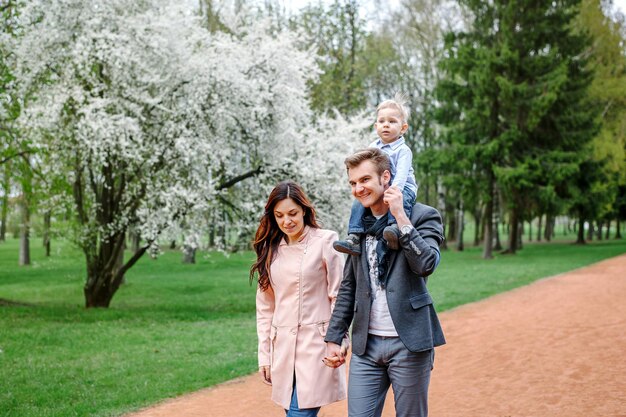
[435,1,504,258]
[437,0,599,255]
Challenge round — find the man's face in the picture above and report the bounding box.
[348,160,390,212]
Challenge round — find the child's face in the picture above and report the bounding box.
[375,107,408,144]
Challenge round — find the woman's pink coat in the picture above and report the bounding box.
[256,227,347,409]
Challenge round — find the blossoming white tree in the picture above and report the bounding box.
[13,0,367,307]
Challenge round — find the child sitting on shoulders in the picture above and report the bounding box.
[333,93,418,255]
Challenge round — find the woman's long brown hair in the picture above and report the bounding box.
[249,180,320,292]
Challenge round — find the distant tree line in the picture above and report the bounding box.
[1,0,624,307]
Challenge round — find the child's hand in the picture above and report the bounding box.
[383,186,404,218]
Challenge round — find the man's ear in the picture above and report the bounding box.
[382,170,391,185]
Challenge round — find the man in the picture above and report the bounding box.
[324,148,445,417]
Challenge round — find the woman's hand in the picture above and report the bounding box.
[323,342,346,368]
[259,366,272,385]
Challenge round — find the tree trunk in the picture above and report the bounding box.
[84,266,122,308]
[528,219,532,242]
[182,245,196,264]
[456,200,464,251]
[504,209,519,254]
[482,179,494,259]
[473,206,481,247]
[437,181,448,250]
[536,214,542,241]
[596,221,603,240]
[19,196,30,266]
[217,208,227,248]
[0,164,9,242]
[479,214,485,243]
[84,232,147,308]
[586,221,594,241]
[517,221,523,250]
[605,220,610,239]
[84,234,123,307]
[576,217,586,244]
[493,187,502,251]
[208,223,216,248]
[43,211,51,257]
[616,219,622,239]
[169,240,176,249]
[129,230,140,253]
[116,236,126,284]
[544,214,552,242]
[0,201,6,241]
[494,219,502,251]
[447,206,457,243]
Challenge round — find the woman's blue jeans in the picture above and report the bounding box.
[285,381,320,417]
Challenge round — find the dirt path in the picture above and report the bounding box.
[125,254,626,417]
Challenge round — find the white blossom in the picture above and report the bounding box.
[13,0,368,258]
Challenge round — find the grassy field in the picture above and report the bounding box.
[1,235,625,417]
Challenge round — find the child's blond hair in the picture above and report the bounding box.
[376,92,410,123]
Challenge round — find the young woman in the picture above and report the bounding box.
[250,180,347,416]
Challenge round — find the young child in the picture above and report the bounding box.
[333,93,418,255]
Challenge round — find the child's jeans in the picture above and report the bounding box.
[347,185,416,234]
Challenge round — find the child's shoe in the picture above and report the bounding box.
[333,234,361,256]
[383,225,400,250]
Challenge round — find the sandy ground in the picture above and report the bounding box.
[125,254,626,417]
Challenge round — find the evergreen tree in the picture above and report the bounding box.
[437,0,599,255]
[571,0,626,240]
[494,0,598,253]
[435,1,503,258]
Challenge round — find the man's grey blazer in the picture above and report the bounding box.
[325,203,446,355]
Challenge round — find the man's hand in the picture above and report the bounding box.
[340,336,350,357]
[323,342,346,368]
[259,365,272,385]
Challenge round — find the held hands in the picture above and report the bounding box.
[323,338,349,368]
[259,365,272,385]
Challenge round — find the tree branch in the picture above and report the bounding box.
[110,244,149,292]
[73,155,87,226]
[217,165,264,190]
[0,150,29,165]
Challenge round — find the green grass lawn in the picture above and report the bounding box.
[1,236,625,417]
